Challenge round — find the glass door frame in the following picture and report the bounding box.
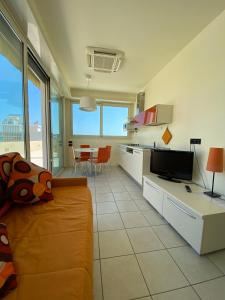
[50,89,64,175]
[0,5,58,172]
[26,49,51,169]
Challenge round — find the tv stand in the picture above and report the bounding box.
[158,175,181,183]
[143,174,225,255]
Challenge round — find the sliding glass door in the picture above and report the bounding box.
[50,93,63,175]
[0,12,25,155]
[27,52,49,168]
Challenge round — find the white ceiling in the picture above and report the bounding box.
[27,0,225,93]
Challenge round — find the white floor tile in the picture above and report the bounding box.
[96,193,115,202]
[128,190,143,198]
[153,224,186,248]
[113,192,132,200]
[207,249,225,274]
[99,229,133,258]
[97,213,124,231]
[97,202,118,214]
[142,210,167,226]
[152,287,199,300]
[193,276,225,300]
[116,200,138,212]
[94,260,103,300]
[101,255,149,300]
[95,185,112,194]
[168,246,223,284]
[135,199,153,211]
[121,212,149,228]
[94,232,99,259]
[137,250,188,294]
[110,185,126,192]
[127,227,165,253]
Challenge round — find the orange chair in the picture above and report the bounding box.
[89,147,108,175]
[106,145,112,161]
[80,144,90,161]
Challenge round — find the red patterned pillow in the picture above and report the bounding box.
[0,153,19,216]
[0,223,17,297]
[7,154,53,204]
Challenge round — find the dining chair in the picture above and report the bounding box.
[72,146,82,173]
[80,144,90,161]
[105,145,112,169]
[89,147,108,175]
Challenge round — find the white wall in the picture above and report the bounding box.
[133,11,225,195]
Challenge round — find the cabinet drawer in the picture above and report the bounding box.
[163,194,203,254]
[143,179,164,214]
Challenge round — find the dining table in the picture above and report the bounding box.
[74,147,98,176]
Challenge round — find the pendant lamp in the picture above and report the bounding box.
[79,75,96,111]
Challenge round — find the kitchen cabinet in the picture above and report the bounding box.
[118,145,151,185]
[143,174,225,254]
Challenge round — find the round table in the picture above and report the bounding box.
[74,148,98,175]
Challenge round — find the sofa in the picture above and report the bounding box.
[1,177,93,300]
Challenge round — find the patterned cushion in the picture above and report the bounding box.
[0,153,19,216]
[0,223,17,297]
[7,154,53,204]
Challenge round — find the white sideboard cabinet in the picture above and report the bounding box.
[143,174,225,255]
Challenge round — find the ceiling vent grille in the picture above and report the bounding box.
[86,47,124,73]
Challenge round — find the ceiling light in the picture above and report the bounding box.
[80,96,96,111]
[79,74,96,111]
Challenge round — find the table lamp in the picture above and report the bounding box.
[204,147,224,198]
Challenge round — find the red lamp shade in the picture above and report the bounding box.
[206,147,224,173]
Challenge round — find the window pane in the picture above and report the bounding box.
[0,13,24,155]
[72,103,100,135]
[103,106,128,136]
[51,94,63,175]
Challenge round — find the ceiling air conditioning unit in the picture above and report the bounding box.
[86,47,124,73]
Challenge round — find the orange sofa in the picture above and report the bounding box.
[2,177,93,300]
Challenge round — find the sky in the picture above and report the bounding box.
[0,54,59,135]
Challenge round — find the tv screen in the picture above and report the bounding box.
[150,149,194,181]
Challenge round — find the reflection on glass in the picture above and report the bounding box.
[72,103,100,135]
[51,97,63,174]
[0,14,24,155]
[28,69,45,167]
[103,106,128,136]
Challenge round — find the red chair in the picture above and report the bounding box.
[106,145,112,161]
[80,144,90,161]
[90,147,108,175]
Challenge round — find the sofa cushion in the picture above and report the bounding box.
[0,223,17,298]
[7,154,53,204]
[0,153,19,216]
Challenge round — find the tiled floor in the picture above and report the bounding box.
[60,166,225,300]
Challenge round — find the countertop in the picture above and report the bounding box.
[143,174,225,217]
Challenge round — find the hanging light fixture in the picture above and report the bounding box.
[79,74,96,111]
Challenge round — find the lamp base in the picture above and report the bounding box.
[204,191,221,198]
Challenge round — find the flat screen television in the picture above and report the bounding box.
[150,149,194,182]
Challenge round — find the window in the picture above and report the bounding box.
[72,103,100,135]
[27,52,49,167]
[103,106,128,136]
[0,13,24,155]
[72,102,129,137]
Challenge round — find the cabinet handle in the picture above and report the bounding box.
[145,181,159,192]
[167,197,196,219]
